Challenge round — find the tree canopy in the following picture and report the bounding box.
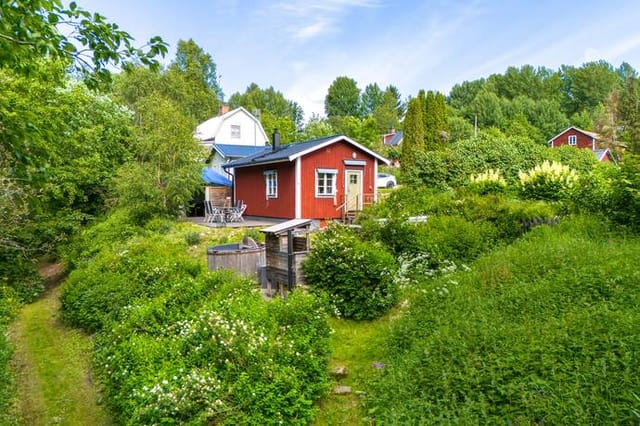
[325,76,362,117]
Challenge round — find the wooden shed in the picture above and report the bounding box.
[261,219,314,295]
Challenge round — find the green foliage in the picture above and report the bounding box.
[606,155,640,230]
[371,86,403,133]
[60,209,142,270]
[404,135,549,188]
[561,60,620,116]
[113,95,204,224]
[468,169,507,195]
[518,160,578,200]
[228,82,303,131]
[424,90,448,148]
[362,187,559,246]
[0,0,167,87]
[303,224,398,320]
[62,233,203,332]
[325,76,361,117]
[0,321,15,426]
[171,38,223,101]
[61,219,331,424]
[400,97,425,178]
[364,218,640,424]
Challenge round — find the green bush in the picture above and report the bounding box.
[303,224,398,320]
[468,169,507,195]
[60,208,142,270]
[61,217,332,424]
[364,217,640,423]
[61,234,203,332]
[362,188,560,253]
[93,276,331,425]
[518,160,578,200]
[608,155,640,230]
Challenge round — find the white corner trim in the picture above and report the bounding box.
[295,157,302,219]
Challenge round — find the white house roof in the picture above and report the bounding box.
[194,106,268,142]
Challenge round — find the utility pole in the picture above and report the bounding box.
[474,114,478,138]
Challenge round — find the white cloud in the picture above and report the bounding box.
[294,19,331,41]
[264,0,381,42]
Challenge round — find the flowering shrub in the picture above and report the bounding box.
[518,160,578,200]
[468,169,507,195]
[303,223,398,320]
[62,221,332,424]
[94,282,331,425]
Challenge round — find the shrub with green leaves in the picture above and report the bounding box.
[518,160,578,200]
[364,217,640,424]
[62,219,332,424]
[468,168,507,195]
[94,277,331,425]
[303,223,398,320]
[0,285,20,425]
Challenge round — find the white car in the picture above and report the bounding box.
[376,173,397,188]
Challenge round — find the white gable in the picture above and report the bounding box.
[194,107,268,148]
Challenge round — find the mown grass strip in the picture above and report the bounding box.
[313,313,396,425]
[8,285,111,426]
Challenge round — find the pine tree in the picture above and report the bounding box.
[401,97,425,177]
[434,92,449,143]
[619,76,640,153]
[424,90,436,146]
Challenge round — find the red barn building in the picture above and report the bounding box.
[223,134,390,221]
[547,126,613,162]
[548,126,614,162]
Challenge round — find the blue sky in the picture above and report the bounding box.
[79,0,640,120]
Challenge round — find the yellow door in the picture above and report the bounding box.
[346,170,363,211]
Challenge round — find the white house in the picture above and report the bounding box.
[195,106,269,173]
[195,106,268,148]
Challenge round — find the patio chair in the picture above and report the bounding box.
[204,200,214,223]
[211,205,226,223]
[227,203,246,222]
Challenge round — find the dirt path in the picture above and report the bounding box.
[7,265,111,426]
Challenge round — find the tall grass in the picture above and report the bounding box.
[364,217,640,424]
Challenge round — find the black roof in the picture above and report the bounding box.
[223,134,388,169]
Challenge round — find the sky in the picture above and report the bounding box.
[79,0,640,121]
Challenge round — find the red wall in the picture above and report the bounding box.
[551,129,595,150]
[234,162,295,218]
[233,139,378,220]
[300,141,375,220]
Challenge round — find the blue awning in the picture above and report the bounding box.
[202,167,232,187]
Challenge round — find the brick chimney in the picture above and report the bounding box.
[272,129,281,151]
[218,104,230,115]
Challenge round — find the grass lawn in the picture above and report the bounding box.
[313,309,402,425]
[7,284,111,425]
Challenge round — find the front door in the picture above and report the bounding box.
[345,170,363,211]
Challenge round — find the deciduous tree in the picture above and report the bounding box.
[325,76,361,117]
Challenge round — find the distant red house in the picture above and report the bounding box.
[223,134,390,220]
[547,126,614,162]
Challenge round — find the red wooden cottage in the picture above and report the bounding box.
[223,134,390,221]
[547,126,614,162]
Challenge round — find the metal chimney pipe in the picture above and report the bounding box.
[272,129,280,151]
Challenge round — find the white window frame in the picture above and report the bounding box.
[568,135,577,146]
[264,170,277,198]
[315,168,338,197]
[231,124,241,139]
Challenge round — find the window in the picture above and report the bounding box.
[568,135,577,146]
[264,170,277,198]
[316,169,337,197]
[231,125,241,139]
